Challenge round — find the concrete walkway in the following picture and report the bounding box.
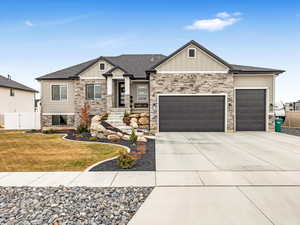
[1,171,300,187]
[128,186,300,225]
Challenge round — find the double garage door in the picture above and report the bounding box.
[158,90,266,132]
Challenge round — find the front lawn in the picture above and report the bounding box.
[0,130,124,172]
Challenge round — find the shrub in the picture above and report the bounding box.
[124,110,130,117]
[43,129,55,134]
[130,128,138,143]
[89,136,98,141]
[77,124,88,134]
[26,129,39,133]
[79,103,91,131]
[101,113,108,121]
[117,150,136,169]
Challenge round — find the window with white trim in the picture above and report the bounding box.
[99,63,105,70]
[51,84,67,101]
[10,88,15,97]
[136,84,148,103]
[86,84,101,100]
[188,48,196,58]
[52,115,67,125]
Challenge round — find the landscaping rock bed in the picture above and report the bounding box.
[281,128,300,137]
[65,134,156,171]
[0,186,153,225]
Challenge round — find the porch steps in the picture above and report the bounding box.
[106,108,132,133]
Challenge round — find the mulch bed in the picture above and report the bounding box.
[281,128,300,137]
[64,133,156,171]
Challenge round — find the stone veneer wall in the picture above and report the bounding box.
[41,115,75,129]
[149,73,234,132]
[268,113,275,131]
[74,79,107,127]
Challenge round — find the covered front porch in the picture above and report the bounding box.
[106,73,149,112]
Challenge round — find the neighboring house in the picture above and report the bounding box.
[285,101,300,111]
[36,40,284,132]
[0,75,38,126]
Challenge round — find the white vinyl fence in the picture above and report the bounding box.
[4,112,40,130]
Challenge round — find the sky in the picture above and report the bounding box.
[0,0,299,102]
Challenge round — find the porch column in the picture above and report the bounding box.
[106,75,113,111]
[124,76,131,110]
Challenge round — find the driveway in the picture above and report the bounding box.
[128,132,300,225]
[156,131,300,171]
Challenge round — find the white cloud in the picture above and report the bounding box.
[233,12,242,16]
[185,11,242,32]
[24,20,34,27]
[185,17,240,31]
[216,12,230,18]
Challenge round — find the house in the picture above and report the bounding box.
[36,40,284,132]
[0,75,38,126]
[285,101,300,111]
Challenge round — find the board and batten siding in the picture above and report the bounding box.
[40,80,75,113]
[156,44,228,72]
[79,60,113,79]
[233,74,275,111]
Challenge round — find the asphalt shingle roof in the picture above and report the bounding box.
[230,64,284,73]
[36,40,284,80]
[0,75,37,92]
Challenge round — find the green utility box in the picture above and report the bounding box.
[275,118,284,132]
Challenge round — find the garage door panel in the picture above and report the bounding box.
[159,95,225,132]
[236,89,266,131]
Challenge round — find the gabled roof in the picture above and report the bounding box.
[0,75,37,92]
[149,40,233,71]
[103,54,166,78]
[36,58,99,80]
[37,54,166,80]
[36,40,284,81]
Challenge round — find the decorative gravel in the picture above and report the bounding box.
[0,186,153,225]
[281,128,300,137]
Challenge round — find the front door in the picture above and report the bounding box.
[118,82,125,107]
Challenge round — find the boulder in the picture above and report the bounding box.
[130,121,138,129]
[140,112,149,117]
[91,115,102,123]
[122,135,130,141]
[117,132,124,137]
[138,117,149,125]
[96,133,105,139]
[137,136,147,142]
[130,118,138,123]
[107,134,121,142]
[129,114,140,118]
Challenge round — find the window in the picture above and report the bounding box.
[10,88,15,96]
[188,48,196,58]
[136,84,148,103]
[51,84,67,101]
[100,63,105,70]
[52,115,67,126]
[86,84,101,100]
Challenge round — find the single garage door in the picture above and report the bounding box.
[159,95,225,132]
[236,89,266,131]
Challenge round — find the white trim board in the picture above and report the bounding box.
[234,87,269,132]
[156,71,228,74]
[42,113,75,116]
[156,93,228,133]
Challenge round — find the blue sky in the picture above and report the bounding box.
[0,0,299,102]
